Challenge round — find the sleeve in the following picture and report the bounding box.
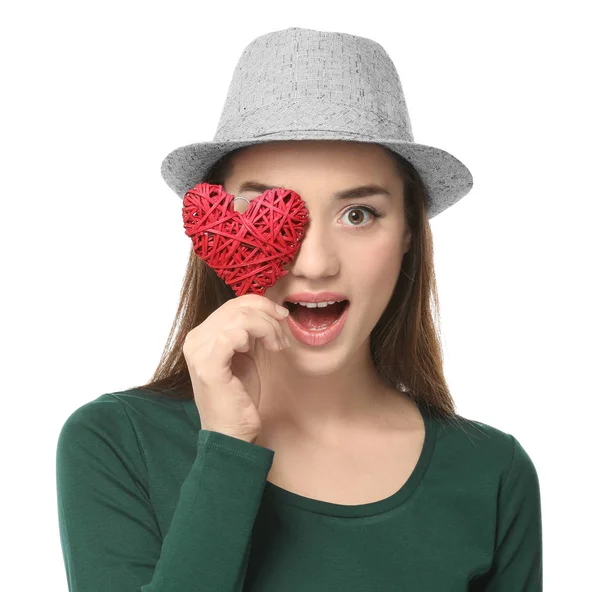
[55,394,275,591]
[483,434,543,591]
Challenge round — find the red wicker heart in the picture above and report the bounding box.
[182,182,310,296]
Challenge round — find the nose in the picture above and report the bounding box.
[282,218,339,279]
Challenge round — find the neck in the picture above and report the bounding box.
[256,339,403,443]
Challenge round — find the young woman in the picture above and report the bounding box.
[56,27,543,591]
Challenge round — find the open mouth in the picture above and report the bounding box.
[284,300,350,330]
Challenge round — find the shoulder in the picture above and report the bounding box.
[58,388,187,433]
[57,392,130,440]
[56,389,190,464]
[56,392,141,463]
[431,410,539,483]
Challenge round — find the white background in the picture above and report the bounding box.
[2,1,598,589]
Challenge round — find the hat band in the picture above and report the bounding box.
[213,99,414,143]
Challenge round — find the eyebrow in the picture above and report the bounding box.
[235,181,393,201]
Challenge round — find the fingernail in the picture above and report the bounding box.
[276,305,289,316]
[284,335,292,346]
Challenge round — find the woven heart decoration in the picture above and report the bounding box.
[182,182,310,296]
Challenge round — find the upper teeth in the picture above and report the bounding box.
[288,300,344,308]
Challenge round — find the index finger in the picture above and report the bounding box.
[234,294,290,319]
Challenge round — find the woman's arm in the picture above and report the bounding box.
[55,395,274,591]
[475,435,543,591]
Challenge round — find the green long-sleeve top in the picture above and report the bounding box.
[55,389,543,591]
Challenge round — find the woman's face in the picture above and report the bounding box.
[223,140,412,353]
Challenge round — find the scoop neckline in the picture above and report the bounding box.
[261,400,436,517]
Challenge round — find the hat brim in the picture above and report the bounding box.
[160,132,473,220]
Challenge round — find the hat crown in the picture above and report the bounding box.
[161,27,474,220]
[213,27,414,142]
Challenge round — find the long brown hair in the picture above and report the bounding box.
[129,143,458,422]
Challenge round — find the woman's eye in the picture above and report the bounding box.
[340,205,384,228]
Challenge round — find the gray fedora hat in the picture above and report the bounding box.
[161,27,473,220]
